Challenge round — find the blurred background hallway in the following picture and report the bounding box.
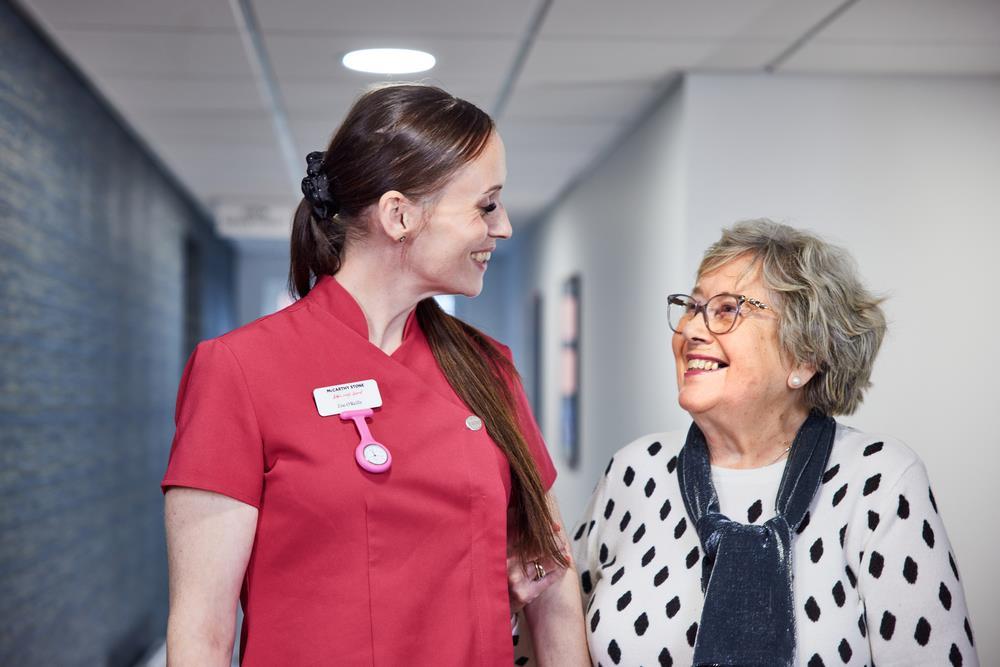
[2,0,999,664]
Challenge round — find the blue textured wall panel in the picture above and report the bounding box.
[0,2,236,664]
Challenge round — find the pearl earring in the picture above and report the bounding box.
[790,376,802,387]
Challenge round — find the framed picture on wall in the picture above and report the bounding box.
[529,291,544,431]
[560,274,581,469]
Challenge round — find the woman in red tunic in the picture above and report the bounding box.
[161,84,588,665]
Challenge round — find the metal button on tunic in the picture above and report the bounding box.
[466,415,483,431]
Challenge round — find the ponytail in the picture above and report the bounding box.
[417,299,567,567]
[289,199,348,298]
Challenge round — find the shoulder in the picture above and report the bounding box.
[207,299,311,358]
[829,423,922,478]
[609,431,686,469]
[598,431,687,493]
[821,422,928,511]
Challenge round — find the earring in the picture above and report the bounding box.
[398,235,406,244]
[790,376,802,387]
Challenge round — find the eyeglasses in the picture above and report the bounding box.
[667,293,772,335]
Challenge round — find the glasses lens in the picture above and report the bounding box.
[668,295,696,332]
[706,294,740,333]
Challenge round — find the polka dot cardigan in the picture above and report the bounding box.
[514,424,978,666]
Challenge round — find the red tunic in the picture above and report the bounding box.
[161,275,556,665]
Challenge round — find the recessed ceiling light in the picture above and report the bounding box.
[342,48,436,74]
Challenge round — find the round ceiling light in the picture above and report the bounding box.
[342,48,436,74]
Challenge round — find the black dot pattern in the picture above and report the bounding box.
[950,643,964,666]
[631,522,644,543]
[805,596,822,621]
[863,474,882,496]
[864,441,884,456]
[914,617,931,646]
[542,432,977,667]
[922,520,936,548]
[665,596,680,619]
[838,638,853,662]
[608,639,621,664]
[832,580,846,607]
[810,538,824,563]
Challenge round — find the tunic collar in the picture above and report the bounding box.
[307,274,420,346]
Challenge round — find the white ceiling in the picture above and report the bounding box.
[15,0,1000,239]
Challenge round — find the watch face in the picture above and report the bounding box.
[363,444,388,465]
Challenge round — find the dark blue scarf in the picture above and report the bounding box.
[676,412,836,667]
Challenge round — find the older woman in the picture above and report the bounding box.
[572,220,977,666]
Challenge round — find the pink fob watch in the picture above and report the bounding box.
[339,408,392,473]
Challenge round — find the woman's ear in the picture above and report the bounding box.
[375,191,417,243]
[788,363,817,390]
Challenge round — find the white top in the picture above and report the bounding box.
[514,424,979,666]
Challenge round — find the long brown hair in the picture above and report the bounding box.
[289,84,564,566]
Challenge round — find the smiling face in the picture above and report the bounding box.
[406,132,511,297]
[672,254,802,425]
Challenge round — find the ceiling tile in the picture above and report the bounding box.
[253,0,536,36]
[782,42,1000,75]
[519,38,713,85]
[814,0,1000,43]
[541,0,801,39]
[129,111,278,146]
[22,0,236,30]
[49,28,253,78]
[91,75,263,112]
[501,81,663,121]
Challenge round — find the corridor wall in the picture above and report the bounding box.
[0,2,235,664]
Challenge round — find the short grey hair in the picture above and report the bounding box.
[698,219,887,416]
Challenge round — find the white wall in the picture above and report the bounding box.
[483,73,1000,662]
[511,84,693,530]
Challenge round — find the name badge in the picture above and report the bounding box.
[313,379,383,416]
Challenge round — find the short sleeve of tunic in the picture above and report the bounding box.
[497,342,557,491]
[160,339,265,508]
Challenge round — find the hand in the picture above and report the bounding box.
[507,526,573,614]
